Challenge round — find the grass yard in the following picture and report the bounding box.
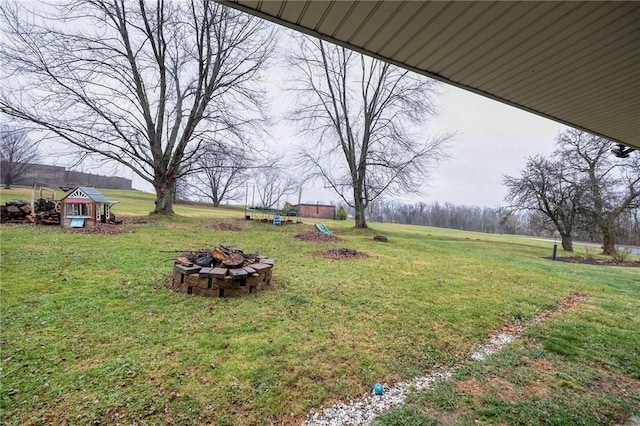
[1,186,638,425]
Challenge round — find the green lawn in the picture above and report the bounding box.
[1,187,638,425]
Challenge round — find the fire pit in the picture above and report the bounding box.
[169,246,273,297]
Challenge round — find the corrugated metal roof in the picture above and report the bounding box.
[63,186,114,204]
[78,187,112,204]
[222,0,640,150]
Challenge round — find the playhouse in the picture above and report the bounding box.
[59,186,118,229]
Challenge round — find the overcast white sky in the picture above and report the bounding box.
[413,84,565,207]
[266,73,566,208]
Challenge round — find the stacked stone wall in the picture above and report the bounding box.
[169,261,273,298]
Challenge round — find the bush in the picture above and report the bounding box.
[336,204,347,220]
[611,247,632,263]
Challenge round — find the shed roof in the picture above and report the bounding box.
[62,186,115,204]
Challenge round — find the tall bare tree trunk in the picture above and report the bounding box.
[560,232,573,252]
[601,227,616,255]
[354,194,367,228]
[153,180,175,215]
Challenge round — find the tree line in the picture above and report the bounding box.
[355,199,638,248]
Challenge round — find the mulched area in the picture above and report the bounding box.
[544,256,640,267]
[315,248,369,259]
[64,223,133,235]
[207,222,243,232]
[293,231,342,243]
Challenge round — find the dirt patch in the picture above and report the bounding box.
[486,377,520,402]
[207,222,243,232]
[456,378,484,397]
[544,256,639,267]
[315,248,369,259]
[598,370,640,395]
[496,294,591,336]
[120,217,148,225]
[456,377,521,403]
[64,223,133,235]
[530,358,556,372]
[293,231,342,243]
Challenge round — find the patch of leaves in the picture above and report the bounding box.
[544,256,639,267]
[293,231,342,243]
[120,217,148,225]
[206,222,243,232]
[315,248,369,259]
[64,223,133,235]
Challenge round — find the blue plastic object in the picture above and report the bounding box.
[373,383,384,395]
[70,218,85,228]
[315,223,333,236]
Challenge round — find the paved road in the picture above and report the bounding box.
[525,237,640,255]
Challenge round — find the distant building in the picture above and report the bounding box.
[295,203,336,220]
[1,162,132,190]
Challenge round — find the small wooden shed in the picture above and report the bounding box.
[60,186,117,229]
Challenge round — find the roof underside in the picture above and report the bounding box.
[222,1,640,150]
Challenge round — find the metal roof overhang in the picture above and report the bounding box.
[220,1,640,150]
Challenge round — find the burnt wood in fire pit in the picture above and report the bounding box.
[222,252,245,268]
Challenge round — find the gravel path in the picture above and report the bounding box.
[304,295,590,426]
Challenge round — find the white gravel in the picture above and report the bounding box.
[304,332,517,425]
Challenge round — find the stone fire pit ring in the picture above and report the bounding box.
[169,246,273,297]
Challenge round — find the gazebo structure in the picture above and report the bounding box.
[59,186,118,229]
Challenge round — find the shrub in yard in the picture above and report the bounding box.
[336,204,347,220]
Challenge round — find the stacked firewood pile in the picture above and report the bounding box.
[169,245,274,298]
[0,198,61,225]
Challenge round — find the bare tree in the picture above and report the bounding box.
[0,0,274,214]
[503,155,582,251]
[557,129,640,255]
[503,129,639,255]
[287,37,451,228]
[189,140,252,206]
[253,163,294,209]
[0,125,39,189]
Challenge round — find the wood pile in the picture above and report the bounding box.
[0,198,61,225]
[169,245,274,298]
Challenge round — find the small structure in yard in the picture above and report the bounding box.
[59,186,118,229]
[295,203,336,220]
[169,246,273,298]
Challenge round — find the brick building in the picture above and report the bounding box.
[295,203,336,220]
